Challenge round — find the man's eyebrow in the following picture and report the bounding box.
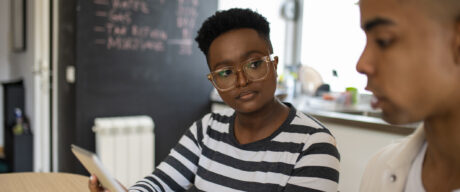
[362,17,395,32]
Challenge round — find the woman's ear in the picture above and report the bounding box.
[455,18,460,65]
[273,56,279,78]
[274,56,279,70]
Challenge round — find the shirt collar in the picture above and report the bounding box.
[386,124,426,170]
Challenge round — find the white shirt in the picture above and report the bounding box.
[404,142,427,192]
[360,127,460,192]
[404,142,460,192]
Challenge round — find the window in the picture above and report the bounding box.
[301,0,367,93]
[217,0,367,94]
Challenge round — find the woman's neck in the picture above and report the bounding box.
[236,99,287,128]
[233,99,289,144]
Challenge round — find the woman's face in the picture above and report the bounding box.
[207,28,278,114]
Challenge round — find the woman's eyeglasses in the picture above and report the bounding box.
[207,55,275,91]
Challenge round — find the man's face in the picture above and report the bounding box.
[357,0,460,124]
[207,28,278,113]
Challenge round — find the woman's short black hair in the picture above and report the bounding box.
[195,8,273,57]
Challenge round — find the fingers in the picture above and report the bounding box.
[88,174,107,192]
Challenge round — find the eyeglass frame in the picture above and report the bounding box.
[206,54,276,92]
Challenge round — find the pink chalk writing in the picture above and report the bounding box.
[91,0,199,53]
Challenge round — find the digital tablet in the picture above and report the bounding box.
[71,144,125,192]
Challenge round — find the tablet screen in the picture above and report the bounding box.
[71,144,125,192]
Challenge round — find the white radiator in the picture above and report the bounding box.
[93,116,155,187]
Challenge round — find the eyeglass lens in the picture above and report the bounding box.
[212,57,269,90]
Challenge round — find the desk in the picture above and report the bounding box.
[0,172,89,192]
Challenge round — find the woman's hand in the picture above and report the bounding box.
[88,174,107,192]
[88,174,129,192]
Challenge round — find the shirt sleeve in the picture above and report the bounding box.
[284,129,340,192]
[128,119,204,192]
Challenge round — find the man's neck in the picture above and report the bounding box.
[423,109,460,191]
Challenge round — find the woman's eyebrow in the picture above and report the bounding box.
[212,50,266,70]
[241,50,266,60]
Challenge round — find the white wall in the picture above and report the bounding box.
[8,0,38,171]
[325,122,410,192]
[8,0,51,172]
[0,0,11,147]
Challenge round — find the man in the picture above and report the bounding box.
[90,8,340,192]
[357,0,460,191]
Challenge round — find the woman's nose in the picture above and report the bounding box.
[236,69,249,87]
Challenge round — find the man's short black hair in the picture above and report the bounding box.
[195,8,273,57]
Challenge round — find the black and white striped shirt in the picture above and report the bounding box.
[129,104,340,192]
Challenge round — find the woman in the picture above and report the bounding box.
[90,8,340,192]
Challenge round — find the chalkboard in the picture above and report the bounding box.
[75,0,217,168]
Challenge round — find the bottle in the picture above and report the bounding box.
[331,69,340,92]
[12,108,29,135]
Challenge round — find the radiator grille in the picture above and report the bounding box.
[93,116,154,187]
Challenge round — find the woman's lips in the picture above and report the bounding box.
[237,91,257,100]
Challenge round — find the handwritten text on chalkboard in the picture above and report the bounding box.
[92,0,199,55]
